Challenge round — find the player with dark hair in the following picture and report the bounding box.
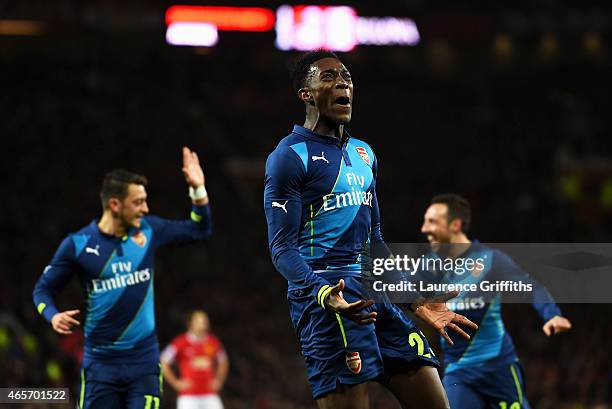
[264,50,477,409]
[430,194,471,232]
[33,147,213,409]
[421,193,572,409]
[161,310,228,409]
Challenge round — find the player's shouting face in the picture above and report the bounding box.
[110,183,149,229]
[421,203,454,250]
[299,57,353,125]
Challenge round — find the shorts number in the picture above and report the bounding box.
[144,395,160,409]
[499,402,520,409]
[408,332,431,358]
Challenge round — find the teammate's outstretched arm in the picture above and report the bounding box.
[542,315,572,336]
[494,251,572,336]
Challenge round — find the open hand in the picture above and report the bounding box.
[411,291,478,345]
[543,315,572,336]
[324,279,377,325]
[175,379,193,391]
[51,309,80,335]
[182,147,205,188]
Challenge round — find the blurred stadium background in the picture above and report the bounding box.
[1,0,611,408]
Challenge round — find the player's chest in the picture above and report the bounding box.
[305,144,374,195]
[76,232,152,279]
[181,343,215,369]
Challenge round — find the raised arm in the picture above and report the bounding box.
[149,147,212,247]
[182,146,208,207]
[32,236,81,335]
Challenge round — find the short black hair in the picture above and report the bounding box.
[100,169,147,209]
[431,193,472,232]
[291,50,339,93]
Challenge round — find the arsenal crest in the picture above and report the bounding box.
[355,147,371,166]
[345,352,362,374]
[131,231,147,247]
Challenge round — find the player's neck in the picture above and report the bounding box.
[303,115,343,140]
[188,330,207,340]
[448,234,471,258]
[98,211,128,237]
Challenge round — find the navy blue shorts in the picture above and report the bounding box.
[78,361,162,409]
[444,361,530,409]
[288,274,439,399]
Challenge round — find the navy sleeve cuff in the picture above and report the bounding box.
[37,302,59,323]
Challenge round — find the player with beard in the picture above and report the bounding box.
[420,193,572,409]
[33,147,213,409]
[264,50,477,409]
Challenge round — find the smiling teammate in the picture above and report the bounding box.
[264,50,477,409]
[420,193,572,409]
[33,147,212,409]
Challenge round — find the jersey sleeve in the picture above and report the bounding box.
[32,236,77,323]
[370,153,384,245]
[147,204,212,248]
[213,335,227,362]
[493,250,561,321]
[160,336,181,363]
[264,147,333,307]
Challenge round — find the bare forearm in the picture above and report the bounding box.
[161,361,181,390]
[217,359,229,386]
[193,196,209,206]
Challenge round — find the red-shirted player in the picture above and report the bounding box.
[161,310,229,409]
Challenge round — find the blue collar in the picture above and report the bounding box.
[292,125,351,146]
[90,219,133,241]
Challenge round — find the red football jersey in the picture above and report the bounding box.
[161,332,226,396]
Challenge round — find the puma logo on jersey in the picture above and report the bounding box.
[311,152,329,163]
[272,201,288,213]
[85,245,100,256]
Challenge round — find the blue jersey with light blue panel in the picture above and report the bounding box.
[425,241,561,374]
[264,125,382,303]
[33,205,212,366]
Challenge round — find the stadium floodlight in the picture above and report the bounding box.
[165,6,275,32]
[166,22,218,47]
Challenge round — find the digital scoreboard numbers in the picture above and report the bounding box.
[165,4,420,50]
